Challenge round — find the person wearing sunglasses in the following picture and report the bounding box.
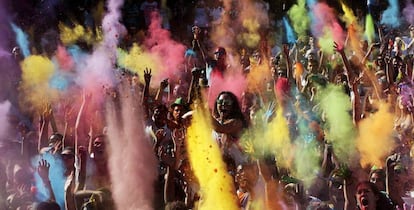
[212,91,248,166]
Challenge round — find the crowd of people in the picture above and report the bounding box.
[1,0,414,209]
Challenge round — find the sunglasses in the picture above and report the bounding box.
[217,99,233,106]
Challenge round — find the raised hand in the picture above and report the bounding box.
[333,41,344,53]
[144,68,152,84]
[38,159,50,182]
[160,78,169,90]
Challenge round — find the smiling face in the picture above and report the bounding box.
[216,93,234,119]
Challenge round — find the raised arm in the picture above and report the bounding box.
[74,147,87,192]
[142,68,152,104]
[334,42,362,125]
[38,105,52,152]
[38,159,56,202]
[155,79,169,104]
[187,67,202,105]
[142,68,152,119]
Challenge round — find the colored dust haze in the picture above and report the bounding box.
[56,45,75,71]
[316,84,356,164]
[59,23,97,46]
[237,0,269,49]
[311,3,345,55]
[287,0,310,37]
[365,14,376,45]
[246,57,271,93]
[106,87,157,210]
[341,2,364,58]
[263,107,293,169]
[186,107,239,210]
[10,23,30,58]
[380,0,401,28]
[0,100,11,141]
[357,102,396,168]
[20,55,58,111]
[144,12,186,84]
[282,17,296,45]
[403,0,414,25]
[117,44,159,83]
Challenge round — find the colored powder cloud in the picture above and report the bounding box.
[72,47,114,121]
[102,0,127,49]
[340,2,357,27]
[56,45,74,71]
[293,140,320,188]
[246,58,271,93]
[380,0,401,28]
[67,45,87,65]
[20,55,58,110]
[341,1,364,56]
[263,107,293,169]
[287,0,310,37]
[365,14,376,44]
[106,88,157,210]
[210,0,234,49]
[237,0,269,49]
[237,19,261,48]
[187,107,239,210]
[311,3,345,54]
[207,70,247,110]
[316,84,356,163]
[357,103,396,168]
[283,17,297,44]
[77,0,127,96]
[117,44,160,84]
[144,12,186,84]
[59,23,95,46]
[10,23,30,58]
[289,101,321,188]
[76,51,114,96]
[307,0,317,8]
[49,72,70,91]
[0,100,11,141]
[403,0,414,25]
